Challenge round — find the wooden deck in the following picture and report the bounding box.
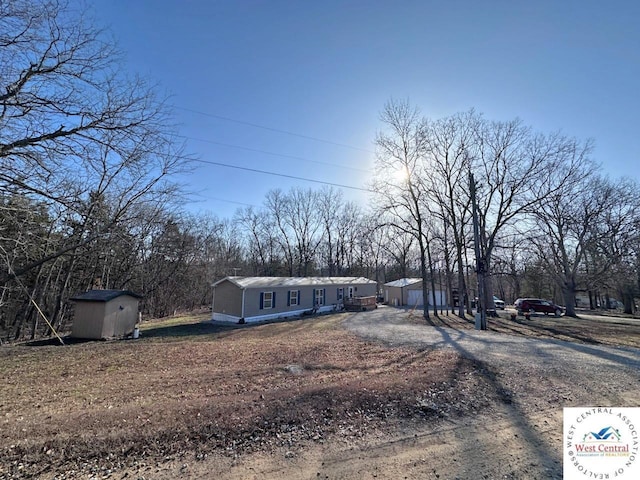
[343,296,378,312]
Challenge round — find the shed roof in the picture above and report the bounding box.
[213,276,377,289]
[384,278,423,288]
[70,289,142,302]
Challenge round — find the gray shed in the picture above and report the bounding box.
[70,290,142,339]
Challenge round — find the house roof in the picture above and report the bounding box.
[213,276,377,289]
[70,289,142,302]
[384,278,423,288]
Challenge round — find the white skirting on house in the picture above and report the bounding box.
[212,308,309,323]
[212,312,241,323]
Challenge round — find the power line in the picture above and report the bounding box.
[173,133,370,173]
[124,142,375,200]
[175,106,376,154]
[192,194,259,209]
[133,146,374,204]
[192,157,374,193]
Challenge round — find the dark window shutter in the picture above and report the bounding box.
[287,291,291,306]
[298,290,301,305]
[272,291,276,308]
[323,288,326,305]
[312,288,316,305]
[259,292,264,309]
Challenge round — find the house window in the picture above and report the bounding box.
[337,288,344,301]
[262,291,274,309]
[289,290,298,306]
[348,286,354,298]
[315,288,324,306]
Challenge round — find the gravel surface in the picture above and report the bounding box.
[337,306,640,479]
[344,305,640,372]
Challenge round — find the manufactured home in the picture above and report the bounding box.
[211,276,377,323]
[383,278,446,307]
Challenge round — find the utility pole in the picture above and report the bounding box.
[469,172,487,330]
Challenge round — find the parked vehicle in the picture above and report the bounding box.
[472,296,505,310]
[514,298,564,317]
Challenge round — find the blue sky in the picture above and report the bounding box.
[91,0,639,219]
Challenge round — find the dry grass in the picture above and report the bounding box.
[1,309,638,478]
[0,313,493,478]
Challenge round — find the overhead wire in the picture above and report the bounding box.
[173,133,371,173]
[168,104,377,207]
[123,144,373,210]
[189,194,260,209]
[174,106,376,154]
[191,157,374,193]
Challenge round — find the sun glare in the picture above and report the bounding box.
[392,165,410,184]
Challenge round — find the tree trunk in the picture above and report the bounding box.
[418,238,430,321]
[563,277,578,317]
[621,287,634,315]
[426,240,438,318]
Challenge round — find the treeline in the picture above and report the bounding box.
[2,171,638,342]
[2,2,639,342]
[0,185,391,341]
[371,100,640,319]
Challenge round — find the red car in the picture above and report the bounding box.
[514,298,564,317]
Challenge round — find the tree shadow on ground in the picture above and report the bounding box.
[424,309,640,349]
[18,321,242,346]
[428,324,562,476]
[18,313,336,347]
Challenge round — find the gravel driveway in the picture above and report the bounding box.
[344,305,640,372]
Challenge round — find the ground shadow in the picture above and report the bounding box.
[22,336,93,347]
[140,320,244,339]
[17,313,334,347]
[428,324,562,476]
[18,321,242,346]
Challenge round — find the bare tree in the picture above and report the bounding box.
[359,214,388,287]
[235,206,282,276]
[422,111,477,317]
[0,0,186,340]
[317,187,343,275]
[529,175,640,316]
[371,99,602,324]
[181,213,245,305]
[334,201,365,275]
[372,99,433,320]
[286,188,322,276]
[379,220,416,280]
[604,181,640,314]
[469,119,590,315]
[0,0,185,281]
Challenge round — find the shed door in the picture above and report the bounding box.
[407,290,424,306]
